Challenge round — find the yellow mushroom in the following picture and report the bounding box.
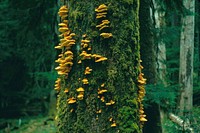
[99,25,109,30]
[57,71,66,75]
[87,47,92,51]
[139,110,144,114]
[100,96,105,102]
[58,23,67,27]
[64,51,73,56]
[64,89,69,93]
[100,33,112,38]
[84,67,92,75]
[106,102,112,106]
[140,117,147,122]
[81,39,90,43]
[60,5,68,10]
[54,45,63,49]
[111,122,117,127]
[98,89,107,94]
[59,27,69,33]
[54,86,60,91]
[95,4,107,11]
[95,57,108,62]
[101,83,105,87]
[67,98,76,104]
[96,109,102,114]
[96,14,107,19]
[76,87,85,92]
[138,79,146,85]
[82,78,89,84]
[95,8,108,13]
[110,100,115,104]
[78,60,82,64]
[77,94,84,100]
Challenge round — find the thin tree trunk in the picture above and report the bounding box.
[153,0,167,132]
[179,0,195,116]
[55,1,145,133]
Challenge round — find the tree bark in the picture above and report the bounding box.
[55,1,145,133]
[179,0,195,115]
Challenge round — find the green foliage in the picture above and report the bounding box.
[0,0,58,116]
[144,84,177,109]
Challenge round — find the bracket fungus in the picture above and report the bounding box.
[95,4,108,19]
[67,97,76,104]
[84,67,92,75]
[100,33,113,38]
[111,122,117,127]
[76,87,85,92]
[82,78,89,84]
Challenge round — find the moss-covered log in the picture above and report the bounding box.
[55,0,146,133]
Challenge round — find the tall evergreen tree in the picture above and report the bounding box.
[55,0,146,132]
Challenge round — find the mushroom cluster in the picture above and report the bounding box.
[76,87,85,100]
[137,60,147,124]
[54,5,76,83]
[95,4,112,39]
[95,4,108,19]
[54,78,61,91]
[109,117,117,127]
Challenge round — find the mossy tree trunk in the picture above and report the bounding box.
[55,1,145,133]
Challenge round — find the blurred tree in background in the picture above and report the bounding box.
[0,0,58,117]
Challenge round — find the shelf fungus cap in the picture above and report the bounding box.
[64,88,69,93]
[139,109,144,114]
[54,87,60,91]
[110,100,115,104]
[138,79,146,85]
[59,27,69,33]
[77,94,84,100]
[64,51,73,56]
[95,57,108,62]
[81,39,90,43]
[106,102,112,106]
[95,4,107,12]
[101,83,105,87]
[96,109,102,114]
[82,78,89,84]
[67,97,76,104]
[58,23,67,27]
[60,5,68,10]
[140,117,147,122]
[98,89,107,94]
[76,87,85,92]
[111,122,117,127]
[100,33,113,38]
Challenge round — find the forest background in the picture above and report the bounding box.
[0,0,199,133]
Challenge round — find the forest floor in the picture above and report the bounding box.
[0,116,57,133]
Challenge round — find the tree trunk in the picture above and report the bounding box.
[55,1,145,133]
[152,0,167,132]
[179,0,195,116]
[139,0,162,133]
